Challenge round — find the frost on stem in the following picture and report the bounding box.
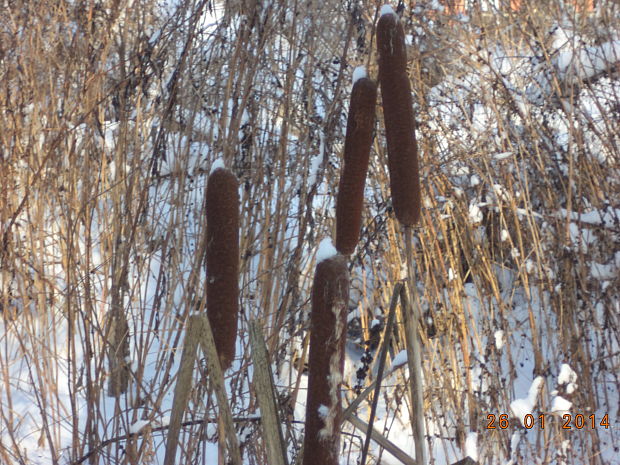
[336,77,377,255]
[303,255,349,465]
[377,10,421,226]
[206,167,240,371]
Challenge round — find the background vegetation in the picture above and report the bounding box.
[1,0,618,463]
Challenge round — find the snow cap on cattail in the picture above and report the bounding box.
[205,164,240,371]
[335,75,377,255]
[377,7,421,226]
[352,66,367,85]
[303,252,349,465]
[210,157,225,174]
[317,237,338,263]
[380,4,396,17]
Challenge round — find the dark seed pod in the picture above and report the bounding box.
[206,166,240,371]
[303,253,349,465]
[377,8,421,226]
[336,73,377,255]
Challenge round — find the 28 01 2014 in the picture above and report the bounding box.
[486,413,610,429]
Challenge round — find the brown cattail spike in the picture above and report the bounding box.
[303,252,349,465]
[206,165,240,371]
[336,71,377,255]
[377,7,421,226]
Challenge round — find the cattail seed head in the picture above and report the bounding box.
[336,75,377,255]
[206,166,240,371]
[303,253,349,465]
[377,9,421,226]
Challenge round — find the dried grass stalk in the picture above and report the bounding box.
[206,167,240,371]
[336,77,377,255]
[377,10,421,226]
[302,255,349,465]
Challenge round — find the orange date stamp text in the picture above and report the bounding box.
[486,413,610,430]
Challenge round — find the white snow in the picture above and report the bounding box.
[494,330,504,350]
[529,38,620,103]
[318,404,329,419]
[558,439,571,465]
[590,261,616,280]
[465,432,478,461]
[210,158,225,174]
[308,138,323,186]
[129,420,150,434]
[429,0,443,11]
[557,363,578,394]
[516,207,543,219]
[316,238,338,263]
[352,66,367,85]
[370,318,381,328]
[391,349,408,369]
[347,308,360,323]
[551,396,572,414]
[525,259,535,274]
[510,376,544,422]
[558,207,620,229]
[492,184,509,202]
[558,364,577,385]
[558,40,620,82]
[452,165,470,176]
[550,25,572,52]
[468,203,483,224]
[566,222,597,253]
[318,371,343,439]
[500,229,510,242]
[399,262,407,280]
[493,151,513,160]
[380,4,396,17]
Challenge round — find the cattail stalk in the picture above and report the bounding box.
[206,165,240,371]
[402,227,427,465]
[303,253,349,465]
[336,71,377,255]
[377,6,421,226]
[378,6,426,464]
